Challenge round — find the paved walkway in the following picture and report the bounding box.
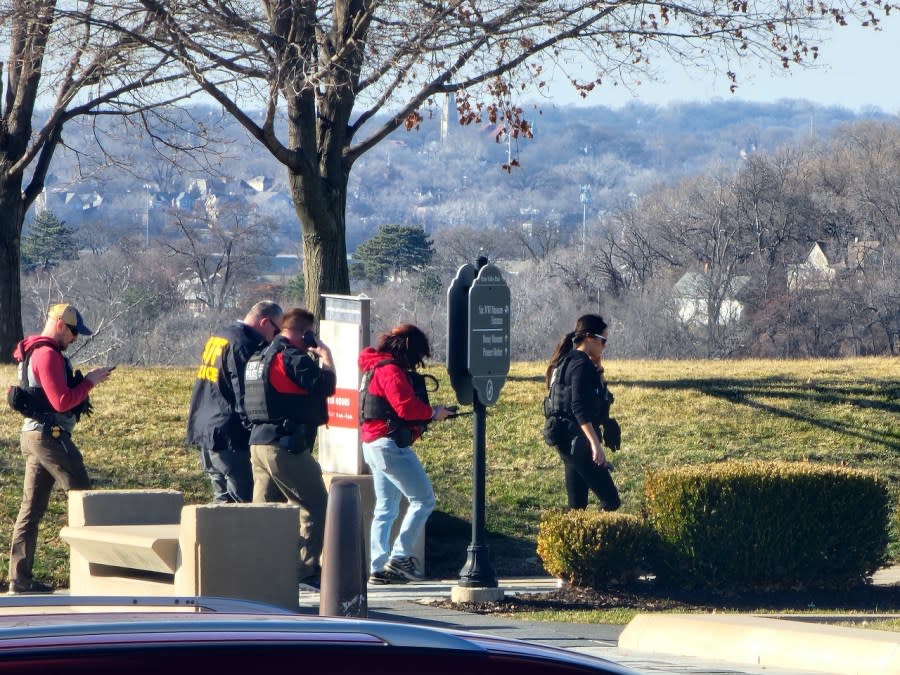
[297,568,900,675]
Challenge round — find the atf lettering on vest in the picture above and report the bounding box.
[196,336,229,383]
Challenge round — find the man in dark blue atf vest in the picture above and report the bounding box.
[243,307,336,588]
[186,301,284,503]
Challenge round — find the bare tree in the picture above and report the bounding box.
[432,224,518,272]
[166,209,276,312]
[0,0,191,362]
[509,218,563,263]
[134,0,895,317]
[607,205,678,296]
[651,172,756,355]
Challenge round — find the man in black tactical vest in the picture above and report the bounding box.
[186,301,284,503]
[8,303,114,594]
[243,308,336,587]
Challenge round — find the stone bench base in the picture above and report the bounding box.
[61,524,180,574]
[63,490,301,611]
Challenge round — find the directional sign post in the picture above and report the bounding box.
[446,264,477,405]
[467,263,511,406]
[447,258,511,589]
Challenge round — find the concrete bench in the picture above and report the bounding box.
[60,489,301,611]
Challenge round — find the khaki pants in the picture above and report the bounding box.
[250,443,327,581]
[9,429,90,585]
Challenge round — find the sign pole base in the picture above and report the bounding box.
[457,544,498,588]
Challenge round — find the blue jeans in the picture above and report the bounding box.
[362,437,435,574]
[199,446,252,503]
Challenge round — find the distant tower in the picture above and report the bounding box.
[441,92,456,143]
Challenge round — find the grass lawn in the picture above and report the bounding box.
[1,357,898,591]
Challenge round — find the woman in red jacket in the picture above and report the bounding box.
[358,324,453,584]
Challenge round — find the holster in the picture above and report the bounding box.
[543,415,577,448]
[278,424,310,454]
[387,424,414,448]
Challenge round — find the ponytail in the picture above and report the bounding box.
[545,331,576,388]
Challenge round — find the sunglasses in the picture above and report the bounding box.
[589,333,607,344]
[65,323,79,337]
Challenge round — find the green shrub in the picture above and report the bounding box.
[645,461,890,590]
[537,510,655,589]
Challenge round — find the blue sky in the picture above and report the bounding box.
[541,24,900,113]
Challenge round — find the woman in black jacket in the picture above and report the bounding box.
[544,314,621,511]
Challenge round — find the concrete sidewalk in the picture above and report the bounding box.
[299,568,900,675]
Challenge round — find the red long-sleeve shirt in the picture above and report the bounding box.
[13,335,93,413]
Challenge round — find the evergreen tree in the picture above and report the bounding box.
[21,211,78,272]
[354,224,434,284]
[281,274,306,304]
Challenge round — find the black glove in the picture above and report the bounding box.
[602,418,621,451]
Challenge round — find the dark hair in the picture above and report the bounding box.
[545,314,608,388]
[281,307,315,333]
[375,323,431,370]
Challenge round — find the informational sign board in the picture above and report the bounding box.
[466,264,510,406]
[318,295,370,475]
[446,264,477,405]
[445,259,508,589]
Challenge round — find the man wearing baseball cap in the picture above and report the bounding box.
[7,303,114,594]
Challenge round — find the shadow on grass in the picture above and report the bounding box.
[626,375,900,451]
[506,374,545,384]
[425,510,545,579]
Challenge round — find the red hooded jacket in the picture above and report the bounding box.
[358,347,433,444]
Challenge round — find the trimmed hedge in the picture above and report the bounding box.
[537,510,655,588]
[645,461,890,590]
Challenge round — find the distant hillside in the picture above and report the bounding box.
[36,100,893,252]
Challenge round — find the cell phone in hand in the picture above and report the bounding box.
[302,331,318,348]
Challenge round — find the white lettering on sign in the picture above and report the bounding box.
[326,387,360,429]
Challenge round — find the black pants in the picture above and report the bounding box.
[556,434,620,511]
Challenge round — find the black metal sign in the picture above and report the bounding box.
[446,264,477,405]
[466,264,510,406]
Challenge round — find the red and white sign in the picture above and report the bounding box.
[327,387,359,429]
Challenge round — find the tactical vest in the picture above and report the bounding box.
[7,343,89,426]
[543,352,574,420]
[243,341,324,429]
[359,359,432,446]
[543,351,612,423]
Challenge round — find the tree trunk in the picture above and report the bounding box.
[0,177,26,363]
[288,169,351,318]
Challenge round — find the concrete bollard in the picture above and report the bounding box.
[319,479,367,617]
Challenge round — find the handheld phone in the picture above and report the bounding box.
[302,331,318,348]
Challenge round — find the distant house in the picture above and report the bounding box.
[786,242,838,292]
[64,191,103,211]
[176,274,240,314]
[242,176,275,193]
[673,271,751,326]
